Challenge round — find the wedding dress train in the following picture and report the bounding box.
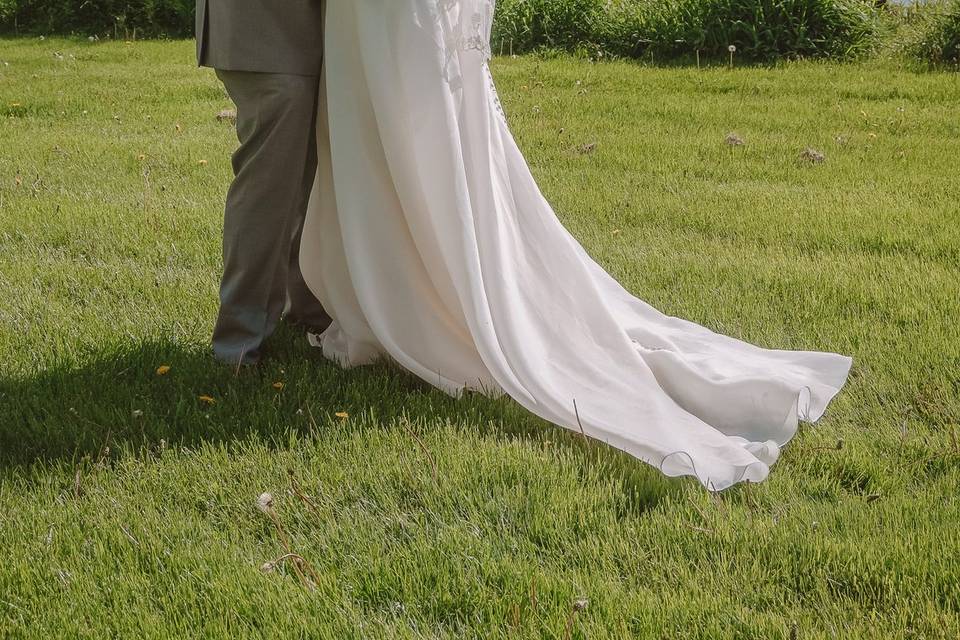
[299,0,852,490]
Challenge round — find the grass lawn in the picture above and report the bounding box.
[1,38,959,638]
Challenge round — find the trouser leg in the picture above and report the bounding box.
[212,69,328,365]
[284,126,332,327]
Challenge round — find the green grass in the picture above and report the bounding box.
[1,38,959,638]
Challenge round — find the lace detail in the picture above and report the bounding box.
[437,0,494,58]
[431,1,505,123]
[433,0,495,86]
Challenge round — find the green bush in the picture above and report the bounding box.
[493,0,883,61]
[0,0,887,63]
[905,0,960,65]
[492,0,607,54]
[689,0,882,59]
[0,0,194,37]
[0,0,14,21]
[597,0,698,58]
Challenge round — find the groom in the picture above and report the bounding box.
[196,0,331,366]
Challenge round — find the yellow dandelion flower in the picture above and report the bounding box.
[272,382,284,390]
[155,365,171,376]
[335,411,349,419]
[198,395,216,405]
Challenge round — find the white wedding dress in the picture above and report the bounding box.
[299,0,852,491]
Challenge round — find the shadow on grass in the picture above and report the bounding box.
[0,325,681,512]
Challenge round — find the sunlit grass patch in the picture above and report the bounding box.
[0,38,958,638]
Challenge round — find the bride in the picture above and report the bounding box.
[298,0,852,491]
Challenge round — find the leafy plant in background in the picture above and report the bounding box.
[903,0,960,65]
[0,0,925,65]
[0,0,16,26]
[0,0,194,38]
[692,0,884,59]
[599,0,700,59]
[492,0,884,61]
[492,0,607,54]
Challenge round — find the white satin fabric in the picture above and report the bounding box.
[299,0,852,490]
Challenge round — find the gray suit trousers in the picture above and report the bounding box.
[212,69,330,366]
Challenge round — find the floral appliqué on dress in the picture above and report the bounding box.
[433,0,506,122]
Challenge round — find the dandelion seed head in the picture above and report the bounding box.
[724,132,745,146]
[256,492,274,515]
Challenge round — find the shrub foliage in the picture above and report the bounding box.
[492,0,605,53]
[688,0,882,59]
[1,0,887,62]
[0,0,194,38]
[904,0,960,65]
[492,0,883,60]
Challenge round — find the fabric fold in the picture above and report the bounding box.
[300,0,852,491]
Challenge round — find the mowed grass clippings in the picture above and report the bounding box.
[0,38,958,638]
